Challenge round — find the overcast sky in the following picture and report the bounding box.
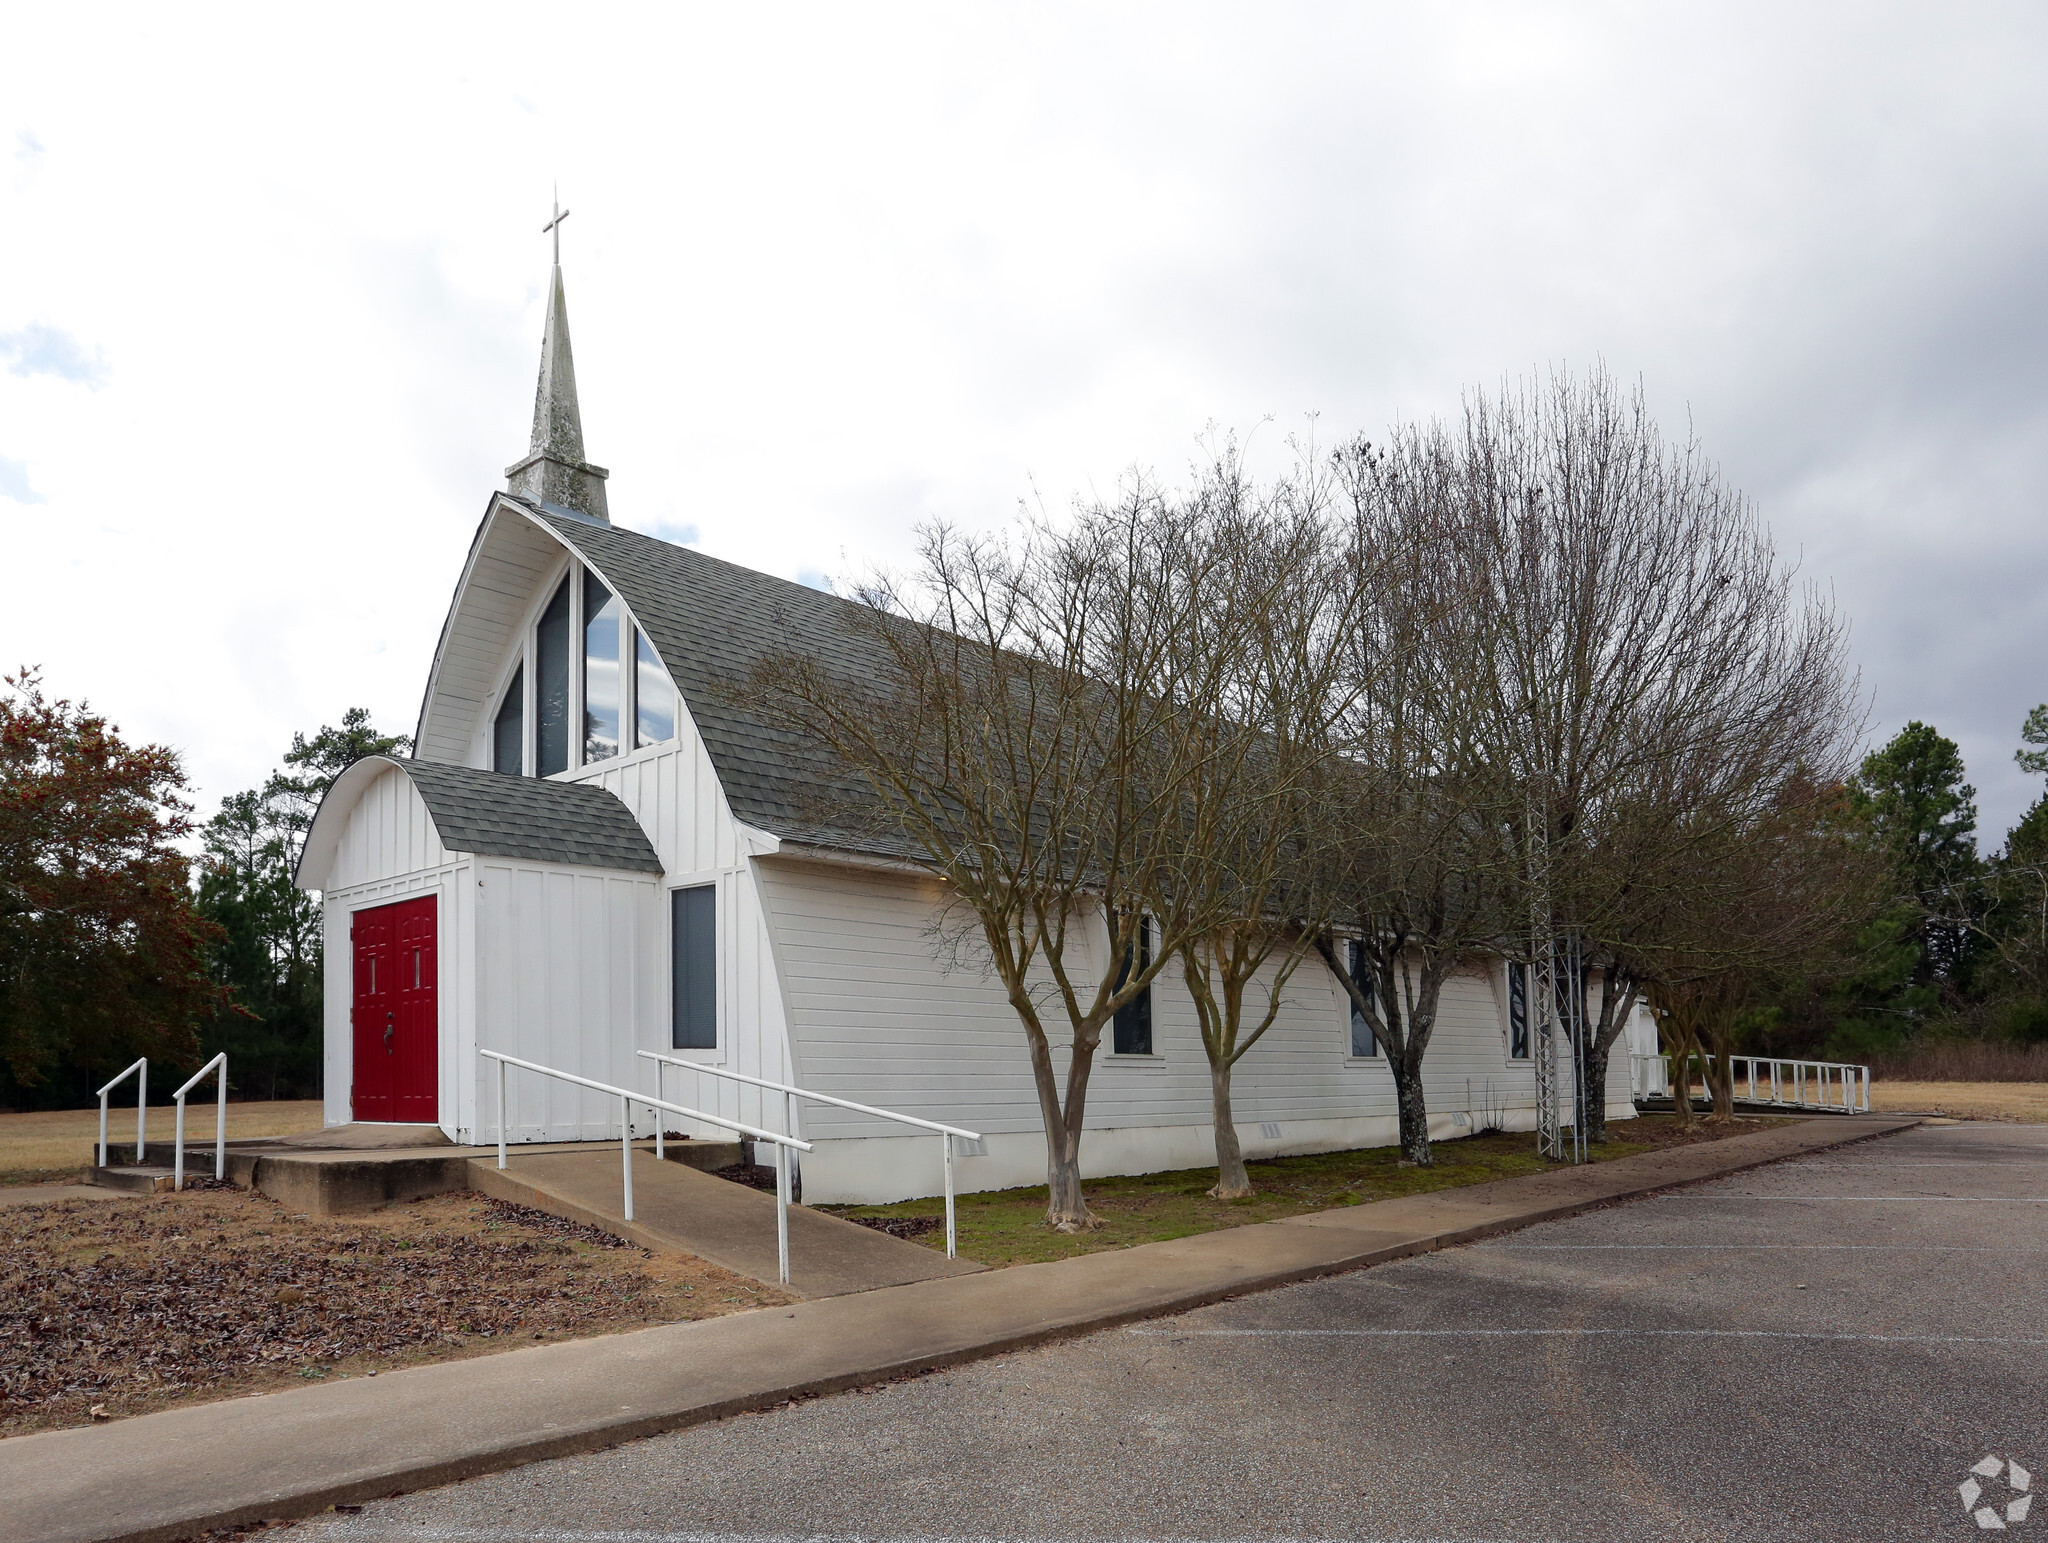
[4,3,2045,840]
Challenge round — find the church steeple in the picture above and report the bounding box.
[504,197,610,522]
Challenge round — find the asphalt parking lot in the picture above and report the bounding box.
[301,1120,2048,1543]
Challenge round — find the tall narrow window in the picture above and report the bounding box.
[1348,939,1379,1057]
[671,885,717,1050]
[635,628,675,747]
[1112,913,1152,1055]
[492,664,524,776]
[583,569,621,763]
[535,574,572,777]
[1507,961,1529,1060]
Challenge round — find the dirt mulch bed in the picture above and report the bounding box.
[1597,1114,1795,1149]
[0,1187,789,1435]
[711,1161,787,1193]
[848,1214,945,1239]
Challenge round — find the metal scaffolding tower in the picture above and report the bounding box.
[1528,799,1588,1164]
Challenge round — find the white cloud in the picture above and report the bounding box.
[0,453,44,505]
[0,2,2043,840]
[0,323,108,387]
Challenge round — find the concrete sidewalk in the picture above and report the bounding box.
[0,1115,1915,1543]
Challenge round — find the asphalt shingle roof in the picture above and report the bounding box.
[401,758,665,873]
[521,500,906,858]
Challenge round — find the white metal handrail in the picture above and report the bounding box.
[480,1049,814,1284]
[1649,1053,1871,1114]
[1629,1053,1669,1100]
[97,1058,147,1168]
[173,1053,227,1191]
[639,1050,983,1261]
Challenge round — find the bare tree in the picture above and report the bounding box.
[1434,367,1863,1142]
[1638,775,1884,1122]
[1312,430,1520,1167]
[1116,447,1360,1196]
[753,487,1255,1231]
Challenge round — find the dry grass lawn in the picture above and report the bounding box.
[0,1100,326,1185]
[1870,1081,2048,1122]
[0,1186,790,1434]
[828,1113,1796,1268]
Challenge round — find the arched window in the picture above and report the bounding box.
[636,629,675,747]
[497,560,679,776]
[583,570,621,762]
[493,664,523,775]
[535,574,573,776]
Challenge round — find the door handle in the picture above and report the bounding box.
[385,1010,395,1053]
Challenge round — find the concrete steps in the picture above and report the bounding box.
[468,1148,986,1299]
[86,1164,178,1193]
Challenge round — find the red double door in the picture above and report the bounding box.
[351,895,439,1124]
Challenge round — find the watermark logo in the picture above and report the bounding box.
[1961,1455,2033,1530]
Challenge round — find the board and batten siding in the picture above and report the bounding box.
[318,768,475,1137]
[442,537,803,1144]
[753,855,1637,1203]
[471,859,662,1144]
[561,736,797,1143]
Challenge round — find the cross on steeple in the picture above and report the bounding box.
[542,190,571,266]
[504,188,609,521]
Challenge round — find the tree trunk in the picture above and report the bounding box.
[1046,1139,1090,1228]
[1392,1052,1432,1165]
[1582,975,1639,1146]
[1208,1059,1252,1197]
[1580,1042,1609,1144]
[1667,1038,1698,1130]
[1706,1038,1736,1121]
[1015,984,1100,1233]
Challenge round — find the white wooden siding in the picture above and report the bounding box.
[755,856,1635,1198]
[323,768,451,892]
[318,763,475,1135]
[414,508,801,1143]
[416,510,567,765]
[473,861,661,1144]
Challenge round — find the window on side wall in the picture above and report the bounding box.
[1111,912,1152,1055]
[1347,939,1379,1057]
[672,885,717,1050]
[1507,961,1530,1060]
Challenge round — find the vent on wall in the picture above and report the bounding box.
[953,1136,989,1157]
[1259,1122,1282,1140]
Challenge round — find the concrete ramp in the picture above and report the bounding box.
[468,1149,985,1299]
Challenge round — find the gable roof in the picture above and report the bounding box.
[513,497,906,858]
[296,755,664,888]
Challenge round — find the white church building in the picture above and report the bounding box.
[297,251,1653,1204]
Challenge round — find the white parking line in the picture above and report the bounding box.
[1657,1195,2048,1202]
[1127,1328,2048,1345]
[313,1531,1540,1543]
[1485,1243,2048,1252]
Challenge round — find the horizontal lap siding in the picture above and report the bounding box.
[757,861,1037,1141]
[760,859,1629,1143]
